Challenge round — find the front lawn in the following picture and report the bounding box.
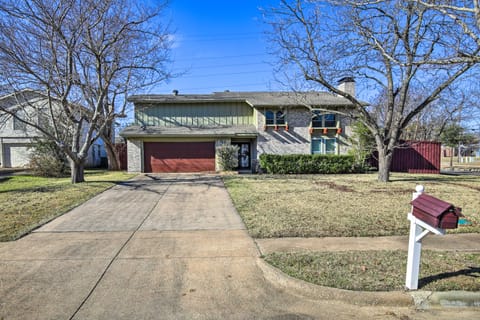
[224,173,480,238]
[265,250,480,291]
[0,170,135,241]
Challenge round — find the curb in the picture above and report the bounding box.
[258,258,480,309]
[256,258,413,307]
[410,291,480,309]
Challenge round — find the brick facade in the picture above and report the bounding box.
[256,107,311,155]
[255,107,351,157]
[127,139,142,172]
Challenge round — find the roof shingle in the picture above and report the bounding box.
[127,91,356,108]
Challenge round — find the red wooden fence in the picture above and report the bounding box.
[370,141,441,174]
[392,141,441,173]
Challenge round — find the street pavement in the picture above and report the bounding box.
[0,174,478,319]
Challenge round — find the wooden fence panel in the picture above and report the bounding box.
[369,141,441,174]
[115,143,128,170]
[392,141,441,174]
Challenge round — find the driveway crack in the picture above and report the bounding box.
[68,181,172,320]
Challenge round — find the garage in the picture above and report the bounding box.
[144,141,216,173]
[2,144,32,168]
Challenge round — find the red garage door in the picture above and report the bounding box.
[144,142,215,173]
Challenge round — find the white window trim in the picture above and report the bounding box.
[311,137,337,155]
[311,112,338,128]
[264,108,288,126]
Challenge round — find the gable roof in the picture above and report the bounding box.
[0,89,50,108]
[127,91,358,108]
[0,89,97,126]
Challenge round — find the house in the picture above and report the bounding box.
[0,90,105,168]
[121,78,358,173]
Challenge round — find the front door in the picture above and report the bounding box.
[233,143,250,170]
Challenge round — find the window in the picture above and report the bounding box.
[264,109,287,126]
[312,111,323,128]
[311,139,322,154]
[324,114,336,127]
[324,138,336,154]
[276,110,286,125]
[265,110,275,125]
[312,138,337,155]
[311,111,336,128]
[13,111,27,131]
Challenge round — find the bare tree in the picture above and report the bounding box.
[401,103,456,141]
[0,0,172,182]
[415,1,480,62]
[397,83,476,140]
[265,0,480,182]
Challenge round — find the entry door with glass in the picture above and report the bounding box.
[233,143,251,170]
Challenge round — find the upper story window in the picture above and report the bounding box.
[265,110,275,125]
[312,111,322,128]
[312,111,337,128]
[276,110,286,125]
[13,111,27,131]
[265,109,287,126]
[324,114,336,127]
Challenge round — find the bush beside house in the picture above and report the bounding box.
[259,154,357,174]
[29,138,69,177]
[216,145,240,171]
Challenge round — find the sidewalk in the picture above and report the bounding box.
[255,233,480,254]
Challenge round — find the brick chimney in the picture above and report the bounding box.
[337,77,355,97]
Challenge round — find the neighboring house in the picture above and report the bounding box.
[121,78,358,173]
[0,90,105,168]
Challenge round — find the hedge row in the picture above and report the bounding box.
[259,154,357,174]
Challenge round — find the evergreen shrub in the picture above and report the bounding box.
[259,154,357,174]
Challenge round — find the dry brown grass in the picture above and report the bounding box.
[0,170,135,241]
[224,173,480,238]
[265,250,480,291]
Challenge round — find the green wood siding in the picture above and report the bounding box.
[135,102,254,127]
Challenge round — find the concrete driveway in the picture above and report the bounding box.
[0,174,476,319]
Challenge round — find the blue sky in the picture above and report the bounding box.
[152,0,281,94]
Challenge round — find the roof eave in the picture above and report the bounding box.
[120,132,258,139]
[127,95,245,104]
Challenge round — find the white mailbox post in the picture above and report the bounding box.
[405,185,445,290]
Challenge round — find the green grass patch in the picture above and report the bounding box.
[264,250,480,291]
[0,170,136,241]
[224,173,480,238]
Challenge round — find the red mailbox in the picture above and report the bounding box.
[410,193,462,229]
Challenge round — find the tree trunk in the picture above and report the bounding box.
[104,139,121,170]
[450,146,454,168]
[70,159,85,183]
[457,143,462,164]
[100,126,122,170]
[377,146,394,182]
